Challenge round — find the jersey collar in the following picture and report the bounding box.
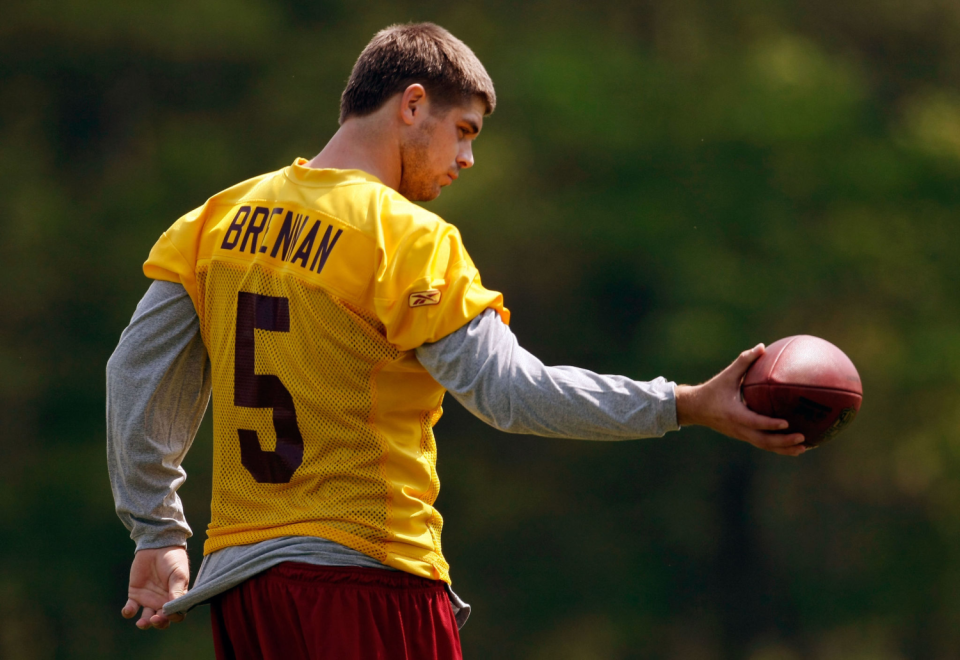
[285,157,386,188]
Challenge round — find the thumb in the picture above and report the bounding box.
[728,343,765,379]
[168,570,190,600]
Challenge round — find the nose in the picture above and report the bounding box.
[457,143,474,170]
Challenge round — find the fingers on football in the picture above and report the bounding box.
[738,407,790,432]
[745,430,806,455]
[728,344,765,377]
[769,442,807,457]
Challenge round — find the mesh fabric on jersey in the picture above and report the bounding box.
[143,159,507,583]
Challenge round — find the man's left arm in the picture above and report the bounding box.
[417,309,677,440]
[417,309,805,455]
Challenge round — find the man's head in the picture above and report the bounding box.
[340,23,495,124]
[340,23,495,201]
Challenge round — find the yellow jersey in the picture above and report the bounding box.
[143,158,508,584]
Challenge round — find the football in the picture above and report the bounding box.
[741,335,863,448]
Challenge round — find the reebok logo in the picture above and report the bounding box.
[409,290,441,307]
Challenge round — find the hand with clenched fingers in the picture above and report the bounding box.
[675,344,807,457]
[121,546,190,630]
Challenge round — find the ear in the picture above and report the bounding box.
[398,84,428,126]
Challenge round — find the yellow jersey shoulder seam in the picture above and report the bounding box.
[162,230,194,274]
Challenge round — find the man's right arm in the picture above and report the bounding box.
[107,281,211,629]
[107,281,212,551]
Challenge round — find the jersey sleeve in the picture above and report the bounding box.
[372,194,509,352]
[142,206,206,309]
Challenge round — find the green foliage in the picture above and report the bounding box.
[2,1,960,657]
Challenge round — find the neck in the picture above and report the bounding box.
[305,116,401,190]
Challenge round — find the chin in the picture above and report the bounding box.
[412,188,442,202]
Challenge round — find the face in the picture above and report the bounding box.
[398,96,485,202]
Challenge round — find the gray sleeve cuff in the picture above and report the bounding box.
[661,381,680,434]
[133,527,190,552]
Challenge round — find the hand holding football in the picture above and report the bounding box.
[741,336,862,448]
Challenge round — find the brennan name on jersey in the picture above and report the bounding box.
[221,205,344,276]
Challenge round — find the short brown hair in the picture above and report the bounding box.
[339,23,496,124]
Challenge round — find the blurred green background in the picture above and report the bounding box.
[3,0,960,658]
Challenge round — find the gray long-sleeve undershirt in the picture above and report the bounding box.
[107,281,212,551]
[106,281,678,625]
[421,309,678,440]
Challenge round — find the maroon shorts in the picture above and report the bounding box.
[210,563,463,660]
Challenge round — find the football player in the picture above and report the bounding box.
[107,22,805,660]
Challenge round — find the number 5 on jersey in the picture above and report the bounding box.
[234,291,304,484]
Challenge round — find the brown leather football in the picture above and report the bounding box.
[741,335,863,448]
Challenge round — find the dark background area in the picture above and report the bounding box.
[2,1,960,657]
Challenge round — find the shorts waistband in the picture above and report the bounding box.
[265,562,446,591]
